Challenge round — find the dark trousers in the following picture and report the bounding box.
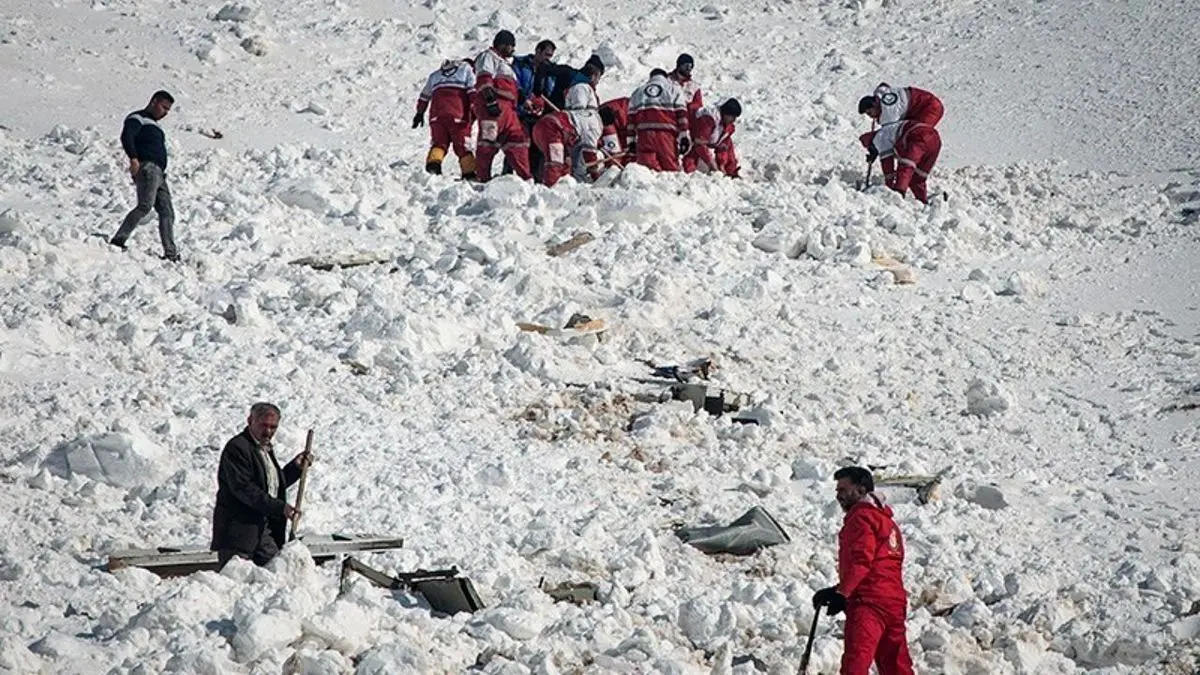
[217,529,280,568]
[112,163,177,258]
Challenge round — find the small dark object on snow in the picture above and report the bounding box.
[541,580,600,605]
[339,556,484,616]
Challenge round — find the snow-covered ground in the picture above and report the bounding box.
[1,0,1198,673]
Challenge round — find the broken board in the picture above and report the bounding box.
[516,318,606,337]
[290,253,395,271]
[106,533,404,578]
[546,231,595,257]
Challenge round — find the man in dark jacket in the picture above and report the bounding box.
[210,402,312,567]
[812,466,914,675]
[109,90,180,262]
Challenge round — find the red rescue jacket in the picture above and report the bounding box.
[838,493,907,612]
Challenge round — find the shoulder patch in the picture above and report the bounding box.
[645,84,663,97]
[881,92,898,106]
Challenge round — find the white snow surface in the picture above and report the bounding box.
[2,0,1200,673]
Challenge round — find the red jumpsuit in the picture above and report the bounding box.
[627,75,689,172]
[473,47,531,182]
[837,494,914,675]
[668,69,704,116]
[416,60,476,177]
[530,112,601,187]
[861,122,942,203]
[682,106,739,177]
[869,84,944,198]
[599,97,630,167]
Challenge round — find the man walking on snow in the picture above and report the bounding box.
[109,90,179,262]
[413,58,477,180]
[472,30,531,182]
[812,466,914,675]
[858,83,944,203]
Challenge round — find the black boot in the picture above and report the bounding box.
[425,161,442,175]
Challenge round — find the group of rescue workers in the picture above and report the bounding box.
[413,29,946,203]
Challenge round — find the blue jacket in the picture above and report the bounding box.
[513,55,556,119]
[120,109,169,171]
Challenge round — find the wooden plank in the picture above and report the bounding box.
[289,254,395,271]
[106,535,404,577]
[546,231,595,257]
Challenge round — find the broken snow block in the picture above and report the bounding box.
[675,506,790,556]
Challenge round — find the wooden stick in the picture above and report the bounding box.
[288,429,314,542]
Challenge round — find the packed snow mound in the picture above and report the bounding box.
[42,431,174,489]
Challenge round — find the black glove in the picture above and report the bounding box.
[866,144,879,163]
[412,112,424,129]
[677,135,692,156]
[483,89,501,117]
[626,139,637,155]
[812,587,846,616]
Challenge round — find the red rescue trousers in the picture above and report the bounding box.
[841,603,914,675]
[427,118,475,177]
[531,115,572,187]
[890,124,941,204]
[634,129,680,172]
[474,99,531,182]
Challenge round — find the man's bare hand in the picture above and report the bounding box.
[129,158,141,181]
[284,504,300,519]
[293,451,313,469]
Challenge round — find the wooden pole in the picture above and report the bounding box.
[288,429,314,542]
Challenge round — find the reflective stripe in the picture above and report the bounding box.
[634,122,678,132]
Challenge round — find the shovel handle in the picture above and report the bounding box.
[288,429,314,542]
[798,610,821,674]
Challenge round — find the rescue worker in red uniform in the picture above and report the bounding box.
[598,97,630,167]
[473,30,531,182]
[530,103,603,187]
[858,83,944,202]
[682,98,742,177]
[813,466,914,675]
[627,69,690,172]
[668,54,703,116]
[413,58,477,179]
[860,121,942,203]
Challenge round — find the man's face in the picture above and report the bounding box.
[248,412,280,444]
[149,98,173,120]
[588,69,601,85]
[534,45,555,65]
[721,113,737,126]
[677,62,693,77]
[835,478,867,512]
[866,101,881,121]
[497,43,515,58]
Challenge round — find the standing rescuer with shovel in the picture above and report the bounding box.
[210,402,314,567]
[811,466,914,675]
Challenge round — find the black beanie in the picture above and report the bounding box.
[585,54,605,74]
[858,95,877,114]
[719,98,742,118]
[676,53,694,68]
[493,30,516,47]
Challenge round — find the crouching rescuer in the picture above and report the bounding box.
[414,58,477,180]
[812,466,915,675]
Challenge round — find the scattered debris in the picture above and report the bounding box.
[546,231,595,257]
[876,468,950,505]
[106,534,405,578]
[676,506,790,556]
[872,253,916,284]
[516,313,606,338]
[289,253,394,271]
[638,356,715,382]
[339,557,483,616]
[540,579,600,605]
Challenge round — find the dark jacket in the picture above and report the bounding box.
[120,109,169,171]
[543,64,589,111]
[210,429,302,556]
